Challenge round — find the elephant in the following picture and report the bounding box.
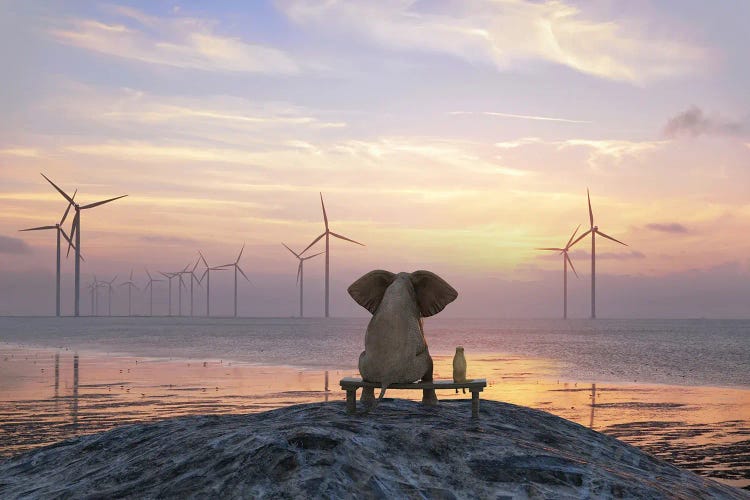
[347,270,458,410]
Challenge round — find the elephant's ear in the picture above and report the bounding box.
[347,270,396,314]
[410,270,458,317]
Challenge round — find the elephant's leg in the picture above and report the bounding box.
[358,350,376,408]
[360,386,376,408]
[419,353,438,406]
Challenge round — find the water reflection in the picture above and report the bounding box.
[589,383,596,429]
[71,353,79,430]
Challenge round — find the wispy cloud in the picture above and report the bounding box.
[0,148,41,158]
[645,223,689,234]
[0,235,32,254]
[567,249,645,260]
[663,106,745,138]
[140,235,200,246]
[279,0,708,83]
[50,6,299,74]
[449,111,590,124]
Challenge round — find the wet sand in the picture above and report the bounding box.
[1,344,748,489]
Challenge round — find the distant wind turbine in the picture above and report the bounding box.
[282,243,324,318]
[569,189,628,319]
[301,193,364,318]
[104,275,118,316]
[144,269,163,316]
[41,173,127,317]
[19,191,78,316]
[179,259,202,317]
[198,251,227,317]
[119,270,139,316]
[537,225,581,319]
[87,280,96,316]
[220,244,250,318]
[159,271,177,316]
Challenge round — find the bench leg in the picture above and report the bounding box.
[471,391,480,419]
[346,389,356,414]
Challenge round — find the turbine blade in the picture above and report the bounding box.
[81,194,128,210]
[59,189,77,225]
[320,192,328,230]
[145,268,153,280]
[198,251,208,267]
[130,269,134,280]
[41,173,75,204]
[565,224,581,249]
[199,269,207,282]
[191,258,200,272]
[536,247,564,252]
[329,231,365,246]
[110,275,117,284]
[300,232,325,255]
[159,272,171,279]
[19,225,56,231]
[302,251,325,260]
[587,188,594,228]
[281,242,300,258]
[236,243,245,263]
[237,265,250,282]
[565,252,579,278]
[296,262,302,285]
[568,229,592,248]
[66,212,79,258]
[597,230,628,246]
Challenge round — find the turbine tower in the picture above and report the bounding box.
[19,192,77,316]
[220,244,250,318]
[41,173,127,317]
[144,269,163,316]
[282,243,323,318]
[159,272,177,316]
[570,189,628,319]
[537,225,581,319]
[105,275,117,316]
[198,251,227,317]
[119,270,139,316]
[301,193,364,318]
[179,259,202,317]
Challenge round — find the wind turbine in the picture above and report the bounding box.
[41,173,127,317]
[282,243,324,318]
[87,280,96,316]
[537,225,581,320]
[198,251,227,317]
[179,259,202,317]
[104,275,118,316]
[144,269,163,316]
[301,193,364,317]
[19,192,77,316]
[159,271,177,316]
[220,244,250,318]
[569,189,628,319]
[119,270,139,316]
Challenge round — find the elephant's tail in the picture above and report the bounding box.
[358,381,390,416]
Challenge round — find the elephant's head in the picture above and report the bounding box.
[348,270,458,408]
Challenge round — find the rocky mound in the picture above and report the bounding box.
[0,400,745,499]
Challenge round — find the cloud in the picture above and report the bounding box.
[140,235,200,246]
[663,106,745,138]
[0,235,32,254]
[450,111,590,124]
[566,249,645,261]
[50,6,299,74]
[645,223,689,234]
[279,0,708,83]
[0,148,41,158]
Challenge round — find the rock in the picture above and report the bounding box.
[0,400,745,499]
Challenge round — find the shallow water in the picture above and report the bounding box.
[0,317,748,488]
[1,345,748,488]
[0,316,748,387]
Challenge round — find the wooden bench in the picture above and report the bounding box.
[340,377,487,418]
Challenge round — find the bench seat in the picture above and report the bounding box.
[339,377,487,418]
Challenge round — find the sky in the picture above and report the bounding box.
[1,0,749,318]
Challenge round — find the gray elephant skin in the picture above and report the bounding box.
[348,270,458,409]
